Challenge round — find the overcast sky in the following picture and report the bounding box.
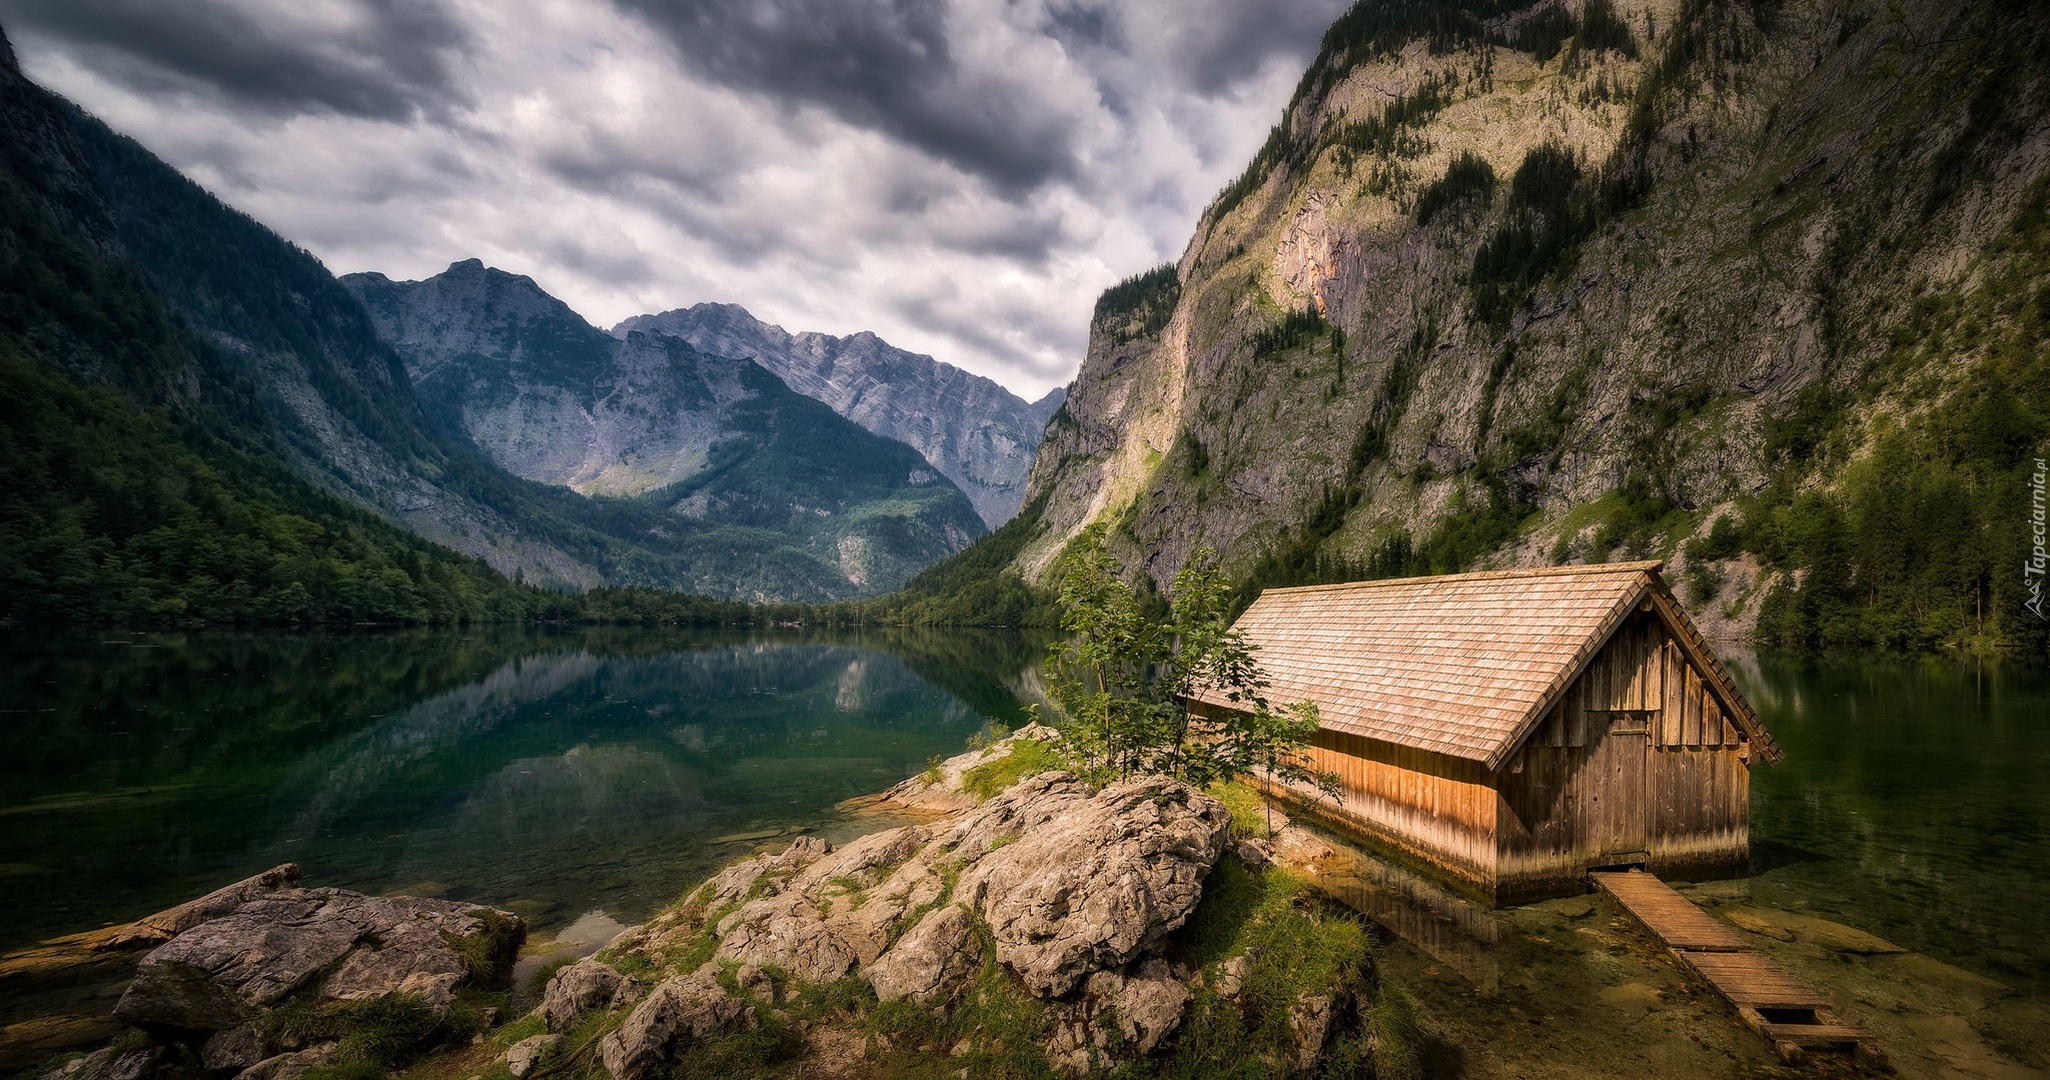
[1,0,1348,398]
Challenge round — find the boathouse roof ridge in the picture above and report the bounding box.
[1195,562,1776,770]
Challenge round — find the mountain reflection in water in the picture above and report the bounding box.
[0,626,1047,951]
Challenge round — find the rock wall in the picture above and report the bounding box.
[1010,0,2050,640]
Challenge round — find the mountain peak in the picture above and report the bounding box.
[617,302,1054,527]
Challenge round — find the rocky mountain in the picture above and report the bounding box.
[0,28,973,609]
[980,0,2050,651]
[345,262,986,598]
[616,303,1064,527]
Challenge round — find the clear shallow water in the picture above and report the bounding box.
[1735,652,2050,998]
[0,627,1045,951]
[1346,650,2050,1078]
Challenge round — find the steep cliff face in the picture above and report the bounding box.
[617,303,1064,528]
[348,262,761,498]
[346,263,987,600]
[1013,0,2050,647]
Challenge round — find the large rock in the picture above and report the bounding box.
[503,1033,564,1078]
[101,866,303,952]
[713,892,862,984]
[708,826,936,980]
[540,957,642,1034]
[1043,959,1192,1076]
[699,835,835,909]
[933,769,1095,863]
[957,775,1229,996]
[198,1025,266,1073]
[866,904,979,1005]
[114,889,522,1031]
[597,965,754,1080]
[38,1045,191,1080]
[228,1046,334,1080]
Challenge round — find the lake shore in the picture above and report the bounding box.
[10,727,1406,1080]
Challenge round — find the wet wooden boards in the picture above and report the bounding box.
[1589,869,1748,951]
[1591,870,1886,1068]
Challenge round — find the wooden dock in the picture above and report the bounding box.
[1591,871,1886,1067]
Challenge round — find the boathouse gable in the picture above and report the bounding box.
[1195,561,1777,905]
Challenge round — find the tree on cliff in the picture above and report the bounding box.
[1046,524,1338,801]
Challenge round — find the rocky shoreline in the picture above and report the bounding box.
[17,726,1402,1080]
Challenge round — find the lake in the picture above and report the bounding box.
[0,627,1047,954]
[2,630,2046,1076]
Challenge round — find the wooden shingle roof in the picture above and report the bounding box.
[1192,561,1775,770]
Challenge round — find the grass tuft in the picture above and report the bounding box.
[962,738,1068,800]
[1205,781,1272,841]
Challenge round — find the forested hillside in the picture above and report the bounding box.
[0,31,541,625]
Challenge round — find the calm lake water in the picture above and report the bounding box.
[0,627,1046,952]
[1733,652,2050,997]
[2,630,2046,1074]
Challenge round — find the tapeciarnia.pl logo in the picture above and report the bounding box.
[2030,457,2048,620]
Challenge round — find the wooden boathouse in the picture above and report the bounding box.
[1192,561,1780,905]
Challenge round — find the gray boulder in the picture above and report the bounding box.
[958,775,1229,996]
[597,965,754,1080]
[198,1025,267,1073]
[102,865,303,951]
[39,1046,186,1080]
[229,1046,334,1080]
[934,770,1095,863]
[540,957,642,1034]
[699,834,834,909]
[865,904,979,1005]
[1043,959,1192,1076]
[502,1033,564,1078]
[115,889,522,1031]
[713,891,862,984]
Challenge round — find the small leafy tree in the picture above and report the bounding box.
[1045,526,1339,808]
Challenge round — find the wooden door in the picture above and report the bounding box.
[1587,711,1651,865]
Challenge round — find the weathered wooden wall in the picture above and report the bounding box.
[1496,610,1751,901]
[1298,730,1499,896]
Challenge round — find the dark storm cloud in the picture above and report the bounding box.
[610,0,1080,194]
[1157,0,1351,96]
[7,0,1353,394]
[0,0,472,121]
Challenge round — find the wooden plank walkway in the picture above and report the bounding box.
[1590,870,1749,951]
[1592,871,1886,1067]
